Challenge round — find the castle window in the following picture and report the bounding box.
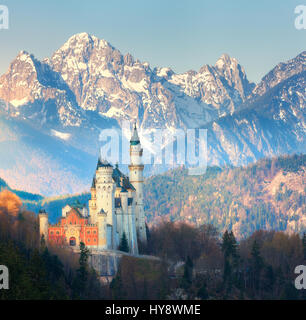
[94,239,96,242]
[69,237,76,246]
[93,231,96,234]
[87,231,90,234]
[56,231,59,235]
[88,239,90,243]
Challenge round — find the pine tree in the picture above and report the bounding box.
[262,264,275,297]
[221,230,239,293]
[181,256,193,291]
[72,241,90,299]
[197,282,208,300]
[110,266,126,299]
[119,232,129,253]
[251,240,264,294]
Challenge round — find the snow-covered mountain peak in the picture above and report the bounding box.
[253,51,306,97]
[215,53,238,70]
[59,32,110,51]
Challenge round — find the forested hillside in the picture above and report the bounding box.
[0,177,43,201]
[0,189,305,300]
[0,190,106,299]
[3,154,304,239]
[144,154,306,238]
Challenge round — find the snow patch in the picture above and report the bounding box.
[10,97,29,107]
[101,107,126,118]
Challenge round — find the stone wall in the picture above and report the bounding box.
[88,250,160,277]
[88,250,126,276]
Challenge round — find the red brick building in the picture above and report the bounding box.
[46,206,98,248]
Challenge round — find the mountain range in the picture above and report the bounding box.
[0,32,304,195]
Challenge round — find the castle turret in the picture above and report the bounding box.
[97,209,107,249]
[128,123,147,243]
[38,209,48,244]
[91,157,116,249]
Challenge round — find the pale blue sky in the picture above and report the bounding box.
[0,0,305,83]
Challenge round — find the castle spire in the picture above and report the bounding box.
[130,121,140,145]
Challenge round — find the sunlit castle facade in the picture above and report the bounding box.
[39,124,147,255]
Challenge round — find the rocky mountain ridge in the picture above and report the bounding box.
[0,33,304,194]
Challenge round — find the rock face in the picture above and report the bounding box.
[252,51,306,97]
[0,33,254,131]
[0,32,304,195]
[88,249,160,277]
[206,71,306,166]
[88,250,122,276]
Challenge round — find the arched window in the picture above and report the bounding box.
[69,237,76,246]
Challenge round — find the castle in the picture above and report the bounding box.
[39,124,147,255]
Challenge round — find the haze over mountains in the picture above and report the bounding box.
[0,33,305,195]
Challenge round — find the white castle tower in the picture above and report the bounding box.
[128,123,147,243]
[89,158,116,249]
[38,209,48,244]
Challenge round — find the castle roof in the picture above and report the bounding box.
[91,177,96,188]
[96,157,112,169]
[112,164,136,191]
[71,200,85,210]
[91,161,136,192]
[130,123,140,145]
[59,207,85,221]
